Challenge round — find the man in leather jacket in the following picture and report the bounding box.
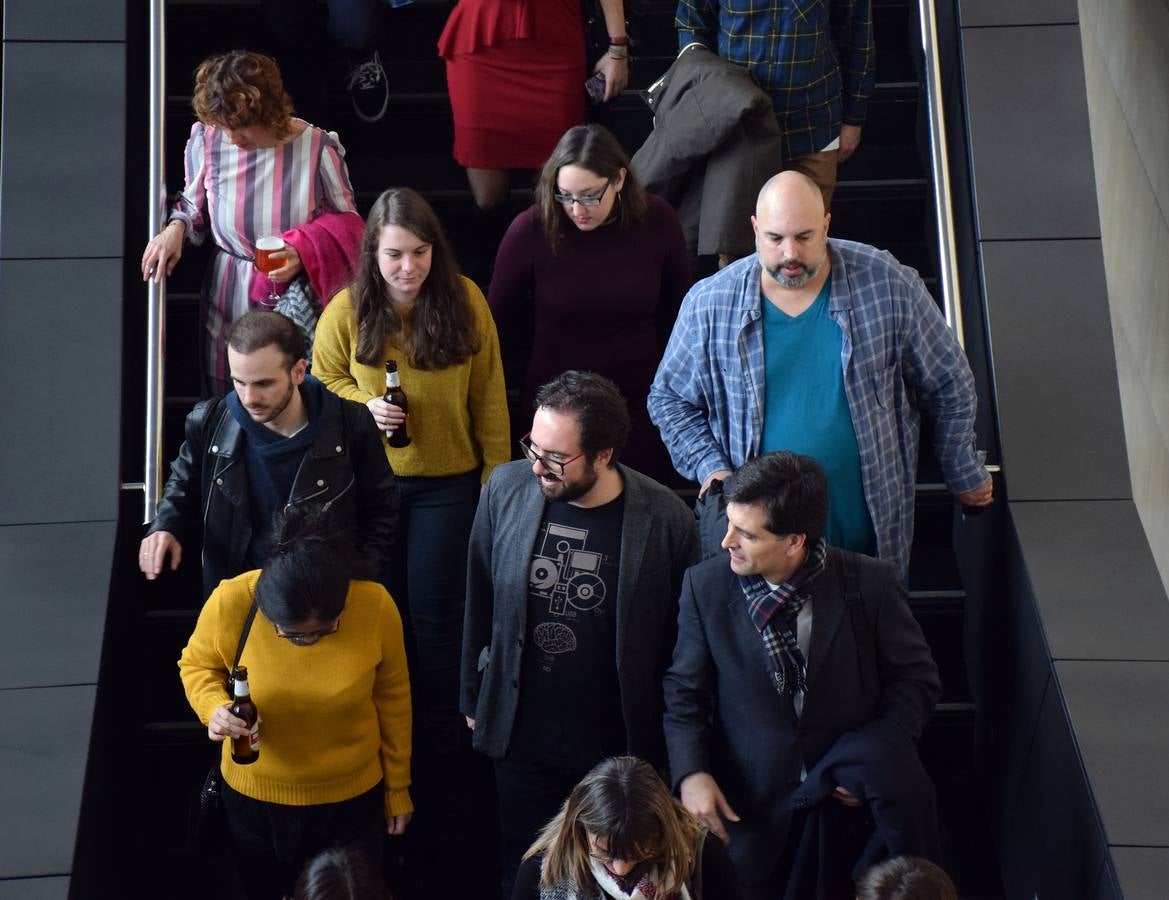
[139,310,398,599]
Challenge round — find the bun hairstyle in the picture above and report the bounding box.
[256,505,352,628]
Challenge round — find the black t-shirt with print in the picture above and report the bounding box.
[508,494,626,767]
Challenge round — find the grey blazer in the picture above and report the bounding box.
[631,44,782,258]
[460,460,699,765]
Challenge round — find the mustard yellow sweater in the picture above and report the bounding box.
[312,277,511,483]
[178,572,413,820]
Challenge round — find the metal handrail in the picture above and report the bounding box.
[141,0,168,523]
[917,0,965,350]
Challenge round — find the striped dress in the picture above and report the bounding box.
[169,120,358,393]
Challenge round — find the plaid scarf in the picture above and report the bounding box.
[738,538,827,697]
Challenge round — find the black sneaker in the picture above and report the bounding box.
[347,50,389,123]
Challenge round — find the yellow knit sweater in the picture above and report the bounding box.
[312,277,511,483]
[178,572,413,820]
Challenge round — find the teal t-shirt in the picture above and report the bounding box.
[760,277,876,555]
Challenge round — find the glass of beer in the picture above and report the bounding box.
[255,235,285,305]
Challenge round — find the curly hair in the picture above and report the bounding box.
[350,187,480,370]
[192,50,295,139]
[535,124,649,252]
[533,371,630,467]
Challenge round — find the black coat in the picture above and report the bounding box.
[782,719,942,900]
[149,385,398,599]
[663,547,940,885]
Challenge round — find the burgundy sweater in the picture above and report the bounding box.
[488,194,691,477]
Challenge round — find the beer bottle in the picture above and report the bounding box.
[383,360,411,449]
[229,665,260,766]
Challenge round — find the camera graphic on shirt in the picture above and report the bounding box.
[529,523,606,616]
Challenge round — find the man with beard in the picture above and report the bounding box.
[139,310,397,599]
[460,370,698,896]
[648,171,992,576]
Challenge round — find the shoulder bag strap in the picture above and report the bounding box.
[841,552,879,696]
[688,829,707,900]
[227,572,261,688]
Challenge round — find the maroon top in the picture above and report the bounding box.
[488,194,692,479]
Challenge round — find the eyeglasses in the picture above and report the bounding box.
[519,432,585,477]
[274,617,340,646]
[553,181,612,207]
[586,844,659,867]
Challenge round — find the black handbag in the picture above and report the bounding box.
[187,596,260,855]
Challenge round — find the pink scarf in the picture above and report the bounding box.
[249,210,365,307]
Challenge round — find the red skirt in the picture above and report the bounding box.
[440,0,587,170]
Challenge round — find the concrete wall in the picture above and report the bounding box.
[1078,0,1169,597]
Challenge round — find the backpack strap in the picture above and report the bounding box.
[841,551,879,696]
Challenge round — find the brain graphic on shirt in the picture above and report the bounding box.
[534,622,577,655]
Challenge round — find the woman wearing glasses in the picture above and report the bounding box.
[488,124,690,482]
[513,756,740,900]
[178,506,410,900]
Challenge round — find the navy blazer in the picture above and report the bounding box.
[663,547,940,884]
[461,460,699,765]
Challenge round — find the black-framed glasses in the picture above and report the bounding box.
[274,617,340,646]
[553,181,612,207]
[518,432,585,477]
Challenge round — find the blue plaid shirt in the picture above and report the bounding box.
[648,241,987,577]
[675,0,875,160]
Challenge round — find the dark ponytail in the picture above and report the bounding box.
[256,505,352,627]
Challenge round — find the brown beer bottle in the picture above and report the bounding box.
[383,360,411,449]
[230,666,260,766]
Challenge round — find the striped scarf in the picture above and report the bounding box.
[738,539,827,696]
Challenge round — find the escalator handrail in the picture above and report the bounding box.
[918,0,965,350]
[142,0,167,524]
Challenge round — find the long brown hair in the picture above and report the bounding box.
[351,188,479,369]
[192,50,295,139]
[535,124,649,252]
[524,757,703,896]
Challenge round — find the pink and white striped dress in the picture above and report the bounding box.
[170,120,358,393]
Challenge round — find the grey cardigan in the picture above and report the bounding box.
[460,460,699,764]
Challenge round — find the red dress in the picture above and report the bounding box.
[438,0,587,170]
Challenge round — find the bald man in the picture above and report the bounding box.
[648,171,992,578]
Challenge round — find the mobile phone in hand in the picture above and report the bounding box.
[585,71,607,105]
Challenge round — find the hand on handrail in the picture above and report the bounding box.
[141,220,184,283]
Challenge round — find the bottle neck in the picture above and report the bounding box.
[233,678,250,698]
[385,371,401,389]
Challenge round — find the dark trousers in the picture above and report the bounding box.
[222,780,384,900]
[695,484,729,561]
[493,756,592,900]
[385,468,480,756]
[382,470,481,897]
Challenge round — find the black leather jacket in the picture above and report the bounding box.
[149,386,398,599]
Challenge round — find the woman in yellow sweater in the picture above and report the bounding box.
[312,186,509,875]
[178,507,411,900]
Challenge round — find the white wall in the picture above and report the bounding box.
[1079,0,1169,595]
